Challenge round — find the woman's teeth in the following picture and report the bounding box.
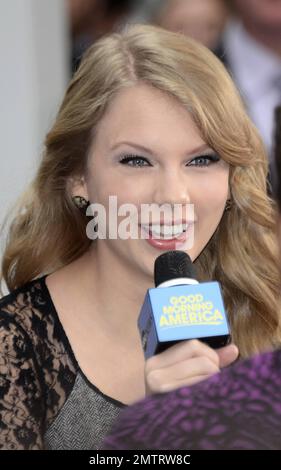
[144,224,187,238]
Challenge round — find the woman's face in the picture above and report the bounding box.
[73,84,229,280]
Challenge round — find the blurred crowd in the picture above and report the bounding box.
[67,0,281,186]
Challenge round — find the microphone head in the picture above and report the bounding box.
[154,250,196,287]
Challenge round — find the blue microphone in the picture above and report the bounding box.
[138,251,231,359]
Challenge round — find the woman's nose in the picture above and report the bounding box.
[152,168,191,206]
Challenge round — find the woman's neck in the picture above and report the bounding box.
[77,242,154,347]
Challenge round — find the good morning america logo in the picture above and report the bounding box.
[159,293,224,329]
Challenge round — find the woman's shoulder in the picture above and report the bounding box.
[0,275,77,368]
[0,275,52,332]
[0,274,77,373]
[0,275,78,401]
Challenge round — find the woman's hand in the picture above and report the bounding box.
[144,339,239,395]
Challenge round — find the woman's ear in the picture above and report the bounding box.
[68,175,89,200]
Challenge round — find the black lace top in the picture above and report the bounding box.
[0,276,126,450]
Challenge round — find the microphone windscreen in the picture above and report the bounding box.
[154,250,196,287]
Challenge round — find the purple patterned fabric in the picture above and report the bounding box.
[103,351,281,450]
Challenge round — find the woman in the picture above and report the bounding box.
[0,24,280,450]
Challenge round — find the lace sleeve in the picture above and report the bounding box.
[0,315,46,449]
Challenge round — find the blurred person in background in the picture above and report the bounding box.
[216,0,281,185]
[68,0,135,72]
[155,0,229,51]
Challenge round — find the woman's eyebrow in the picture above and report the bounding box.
[110,141,213,156]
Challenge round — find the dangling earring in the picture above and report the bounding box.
[72,196,90,214]
[225,199,232,211]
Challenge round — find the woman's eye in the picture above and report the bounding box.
[119,154,151,167]
[188,154,220,167]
